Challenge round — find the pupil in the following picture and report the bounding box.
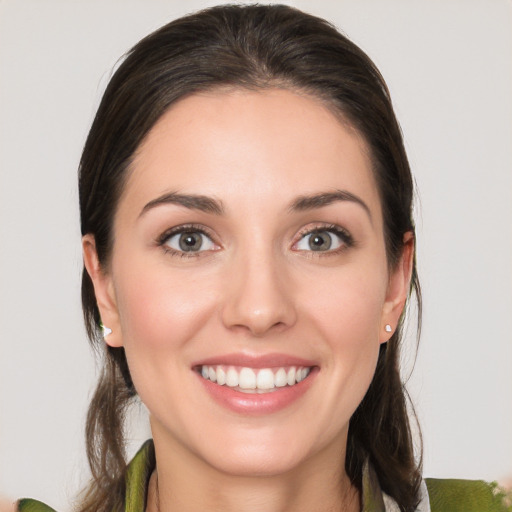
[309,232,331,251]
[179,232,202,251]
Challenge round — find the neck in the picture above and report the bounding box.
[146,425,360,512]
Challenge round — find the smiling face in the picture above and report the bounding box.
[84,88,411,478]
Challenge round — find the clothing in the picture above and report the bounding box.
[17,440,510,512]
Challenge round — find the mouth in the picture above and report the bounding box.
[197,365,313,394]
[193,353,318,414]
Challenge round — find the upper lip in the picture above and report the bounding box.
[192,352,318,369]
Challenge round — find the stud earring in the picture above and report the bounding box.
[100,323,112,338]
[385,324,392,333]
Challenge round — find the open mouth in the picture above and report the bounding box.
[197,365,313,394]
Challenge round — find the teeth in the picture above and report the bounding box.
[226,367,239,387]
[275,368,287,387]
[199,365,312,392]
[216,366,226,385]
[239,367,256,389]
[256,368,274,390]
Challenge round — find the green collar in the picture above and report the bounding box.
[125,439,155,512]
[125,440,399,512]
[19,439,510,512]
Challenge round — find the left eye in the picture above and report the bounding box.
[295,229,346,252]
[164,231,216,253]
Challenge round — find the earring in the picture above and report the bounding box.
[100,323,112,338]
[385,324,392,333]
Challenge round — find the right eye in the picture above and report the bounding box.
[161,228,217,254]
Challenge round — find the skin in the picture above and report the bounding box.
[83,89,413,512]
[0,497,15,512]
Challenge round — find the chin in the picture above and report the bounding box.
[202,443,310,478]
[192,420,341,478]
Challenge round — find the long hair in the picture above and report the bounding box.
[78,5,422,511]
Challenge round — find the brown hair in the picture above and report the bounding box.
[78,4,422,511]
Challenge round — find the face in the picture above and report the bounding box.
[84,89,411,477]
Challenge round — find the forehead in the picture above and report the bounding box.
[121,88,381,220]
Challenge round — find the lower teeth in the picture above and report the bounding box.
[236,387,279,394]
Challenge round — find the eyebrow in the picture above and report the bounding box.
[289,190,372,222]
[139,189,371,221]
[139,192,224,217]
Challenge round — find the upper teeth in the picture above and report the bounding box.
[200,365,311,391]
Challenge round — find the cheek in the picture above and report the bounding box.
[303,263,388,345]
[112,261,219,383]
[112,264,224,428]
[312,284,383,387]
[298,263,387,413]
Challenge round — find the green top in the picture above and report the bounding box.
[17,440,511,512]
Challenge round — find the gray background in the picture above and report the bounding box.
[1,0,511,509]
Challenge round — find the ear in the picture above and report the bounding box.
[380,231,415,343]
[82,234,123,348]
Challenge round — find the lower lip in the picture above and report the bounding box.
[196,368,318,415]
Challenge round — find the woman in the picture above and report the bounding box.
[15,4,510,512]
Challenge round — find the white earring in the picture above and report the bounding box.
[101,323,112,338]
[385,324,392,333]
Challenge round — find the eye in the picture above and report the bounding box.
[294,226,352,253]
[161,228,217,254]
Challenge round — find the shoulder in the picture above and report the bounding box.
[16,500,56,512]
[14,440,154,512]
[426,477,511,512]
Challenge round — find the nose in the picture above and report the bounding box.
[221,250,297,337]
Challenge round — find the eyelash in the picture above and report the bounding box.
[157,224,218,258]
[293,223,354,256]
[156,223,354,258]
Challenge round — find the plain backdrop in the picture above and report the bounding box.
[1,0,511,509]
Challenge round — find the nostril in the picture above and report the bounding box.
[228,317,291,337]
[219,262,298,334]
